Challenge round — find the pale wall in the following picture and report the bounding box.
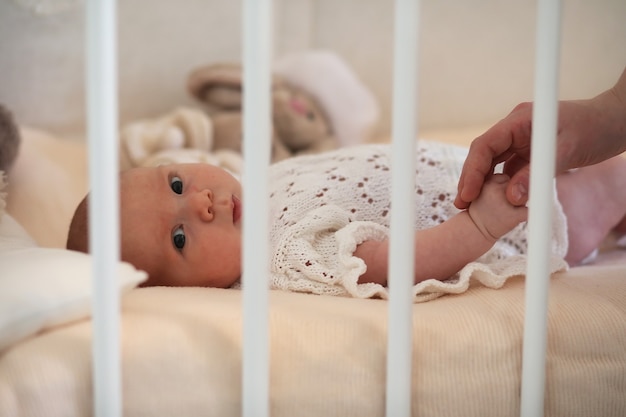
[1,0,624,138]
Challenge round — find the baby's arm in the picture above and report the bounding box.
[355,174,527,286]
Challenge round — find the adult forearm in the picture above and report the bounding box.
[613,66,626,101]
[588,66,626,156]
[609,66,626,146]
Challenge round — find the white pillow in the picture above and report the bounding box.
[0,177,147,351]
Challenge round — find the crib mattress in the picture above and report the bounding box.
[1,127,625,417]
[1,259,625,417]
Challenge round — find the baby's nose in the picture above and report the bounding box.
[188,189,214,222]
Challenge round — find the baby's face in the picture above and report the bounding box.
[120,163,243,288]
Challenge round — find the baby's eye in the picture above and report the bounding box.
[172,226,185,251]
[170,176,183,194]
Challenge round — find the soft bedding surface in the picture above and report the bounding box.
[1,266,625,417]
[1,126,625,417]
[5,127,88,248]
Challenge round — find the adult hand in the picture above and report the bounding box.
[455,67,626,210]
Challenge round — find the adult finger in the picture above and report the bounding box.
[501,153,530,178]
[455,127,515,209]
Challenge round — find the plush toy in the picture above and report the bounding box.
[119,106,243,177]
[272,50,381,148]
[118,51,380,173]
[0,104,21,174]
[186,50,381,162]
[187,62,338,163]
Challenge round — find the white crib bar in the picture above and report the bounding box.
[242,0,272,416]
[386,0,420,416]
[85,0,121,416]
[520,0,561,416]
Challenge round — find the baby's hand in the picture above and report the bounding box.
[467,174,528,241]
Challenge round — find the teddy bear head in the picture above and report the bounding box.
[187,62,338,162]
[271,85,332,152]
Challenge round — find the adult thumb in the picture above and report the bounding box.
[507,166,530,206]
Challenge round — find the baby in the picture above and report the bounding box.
[67,140,626,301]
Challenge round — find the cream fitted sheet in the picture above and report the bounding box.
[1,262,625,417]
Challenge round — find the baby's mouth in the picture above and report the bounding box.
[232,195,242,224]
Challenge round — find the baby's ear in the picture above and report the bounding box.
[187,63,244,111]
[0,103,21,173]
[66,194,90,253]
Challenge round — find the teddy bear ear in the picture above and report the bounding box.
[188,62,287,111]
[187,63,245,110]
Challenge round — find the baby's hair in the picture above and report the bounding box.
[66,194,90,253]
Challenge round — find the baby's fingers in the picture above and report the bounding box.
[512,204,529,224]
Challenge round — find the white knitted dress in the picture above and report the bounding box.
[267,140,568,302]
